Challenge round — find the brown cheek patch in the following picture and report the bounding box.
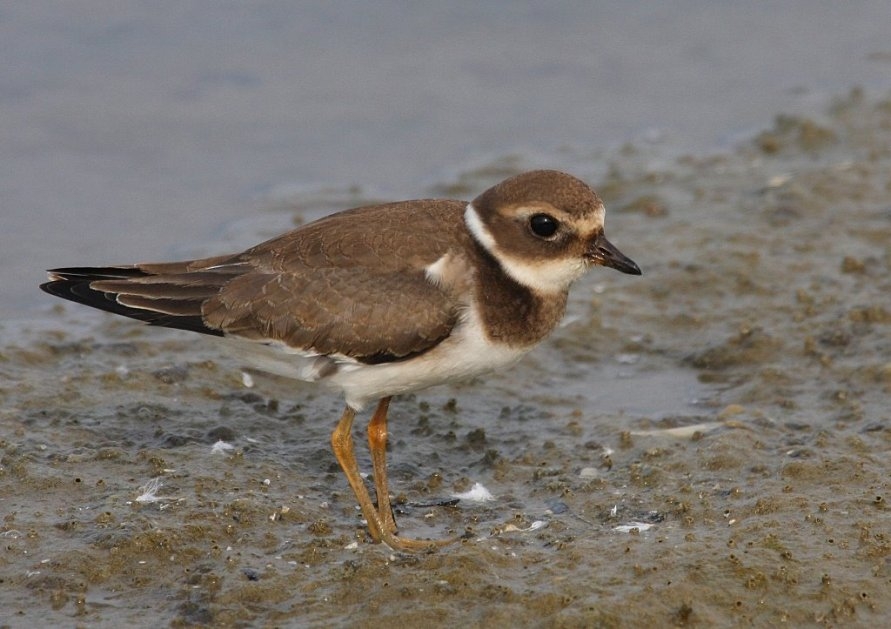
[482,204,579,263]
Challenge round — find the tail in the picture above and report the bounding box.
[40,261,241,336]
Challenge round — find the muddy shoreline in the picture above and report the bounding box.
[2,90,891,627]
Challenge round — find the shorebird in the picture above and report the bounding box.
[41,169,641,551]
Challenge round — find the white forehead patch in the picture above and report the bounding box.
[593,204,606,228]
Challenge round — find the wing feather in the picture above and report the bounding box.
[41,199,473,363]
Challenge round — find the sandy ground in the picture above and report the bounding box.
[2,90,891,627]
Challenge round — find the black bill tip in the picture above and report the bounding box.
[589,235,642,276]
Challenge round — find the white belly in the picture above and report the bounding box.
[221,307,531,412]
[331,312,530,410]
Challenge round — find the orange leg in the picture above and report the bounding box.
[330,401,456,552]
[331,405,388,543]
[367,397,398,535]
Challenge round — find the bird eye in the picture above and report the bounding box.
[529,214,559,238]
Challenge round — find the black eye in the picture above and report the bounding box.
[529,214,559,238]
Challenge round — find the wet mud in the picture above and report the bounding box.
[2,89,891,627]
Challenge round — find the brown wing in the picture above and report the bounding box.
[202,265,458,362]
[41,200,471,363]
[205,200,468,361]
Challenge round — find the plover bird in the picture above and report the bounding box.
[41,169,641,551]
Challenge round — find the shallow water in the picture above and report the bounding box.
[5,2,891,318]
[3,3,891,628]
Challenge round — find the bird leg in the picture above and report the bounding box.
[367,396,399,535]
[331,401,455,551]
[331,405,389,543]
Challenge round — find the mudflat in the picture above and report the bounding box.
[2,90,890,627]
